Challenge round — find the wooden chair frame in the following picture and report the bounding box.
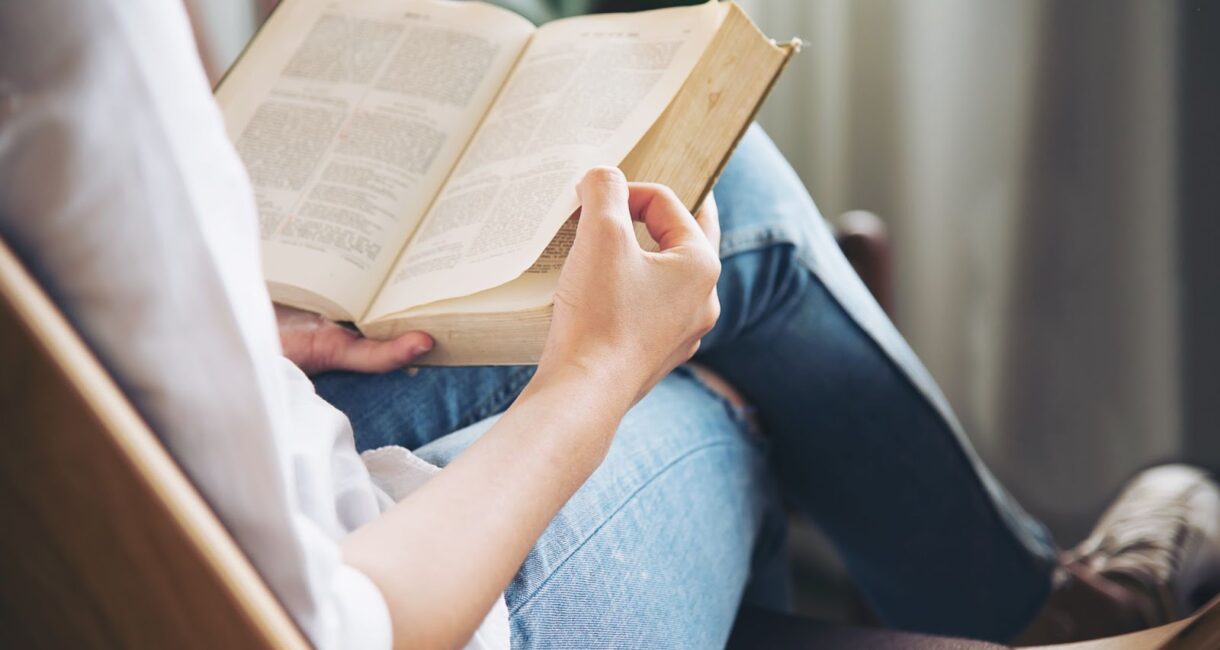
[0,239,307,648]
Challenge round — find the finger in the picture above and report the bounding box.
[318,326,433,373]
[625,182,706,251]
[693,190,721,252]
[575,167,633,240]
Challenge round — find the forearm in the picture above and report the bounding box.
[341,363,633,650]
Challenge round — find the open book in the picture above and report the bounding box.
[217,0,797,365]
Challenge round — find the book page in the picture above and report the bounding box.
[217,0,534,320]
[373,218,577,327]
[365,1,726,321]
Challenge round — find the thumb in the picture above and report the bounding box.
[315,325,433,374]
[575,166,633,240]
[333,331,433,374]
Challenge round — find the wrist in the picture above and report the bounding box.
[530,352,638,413]
[503,357,635,474]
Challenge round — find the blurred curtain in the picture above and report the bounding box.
[743,0,1179,541]
[1179,3,1220,485]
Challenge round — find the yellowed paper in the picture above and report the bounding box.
[218,0,534,320]
[366,1,727,320]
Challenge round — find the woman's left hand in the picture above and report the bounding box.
[275,304,433,375]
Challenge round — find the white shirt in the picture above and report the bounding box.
[0,1,508,648]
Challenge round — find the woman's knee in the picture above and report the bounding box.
[506,394,770,647]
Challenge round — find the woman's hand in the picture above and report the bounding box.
[538,167,721,405]
[275,304,433,376]
[342,170,720,649]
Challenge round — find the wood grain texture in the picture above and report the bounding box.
[0,239,308,650]
[1164,594,1220,649]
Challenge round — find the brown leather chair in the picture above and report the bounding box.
[834,210,893,316]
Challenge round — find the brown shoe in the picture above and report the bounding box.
[1014,464,1220,644]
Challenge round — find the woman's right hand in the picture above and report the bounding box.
[538,166,722,407]
[345,169,721,650]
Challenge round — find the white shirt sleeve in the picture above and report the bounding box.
[0,2,395,647]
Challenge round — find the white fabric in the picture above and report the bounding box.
[0,1,507,648]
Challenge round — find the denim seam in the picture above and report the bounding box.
[795,266,1058,636]
[720,224,800,259]
[507,439,751,617]
[720,231,1054,634]
[726,220,1058,571]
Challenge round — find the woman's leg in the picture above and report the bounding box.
[412,369,787,649]
[696,124,1056,640]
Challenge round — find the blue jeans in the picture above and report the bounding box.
[315,125,1058,647]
